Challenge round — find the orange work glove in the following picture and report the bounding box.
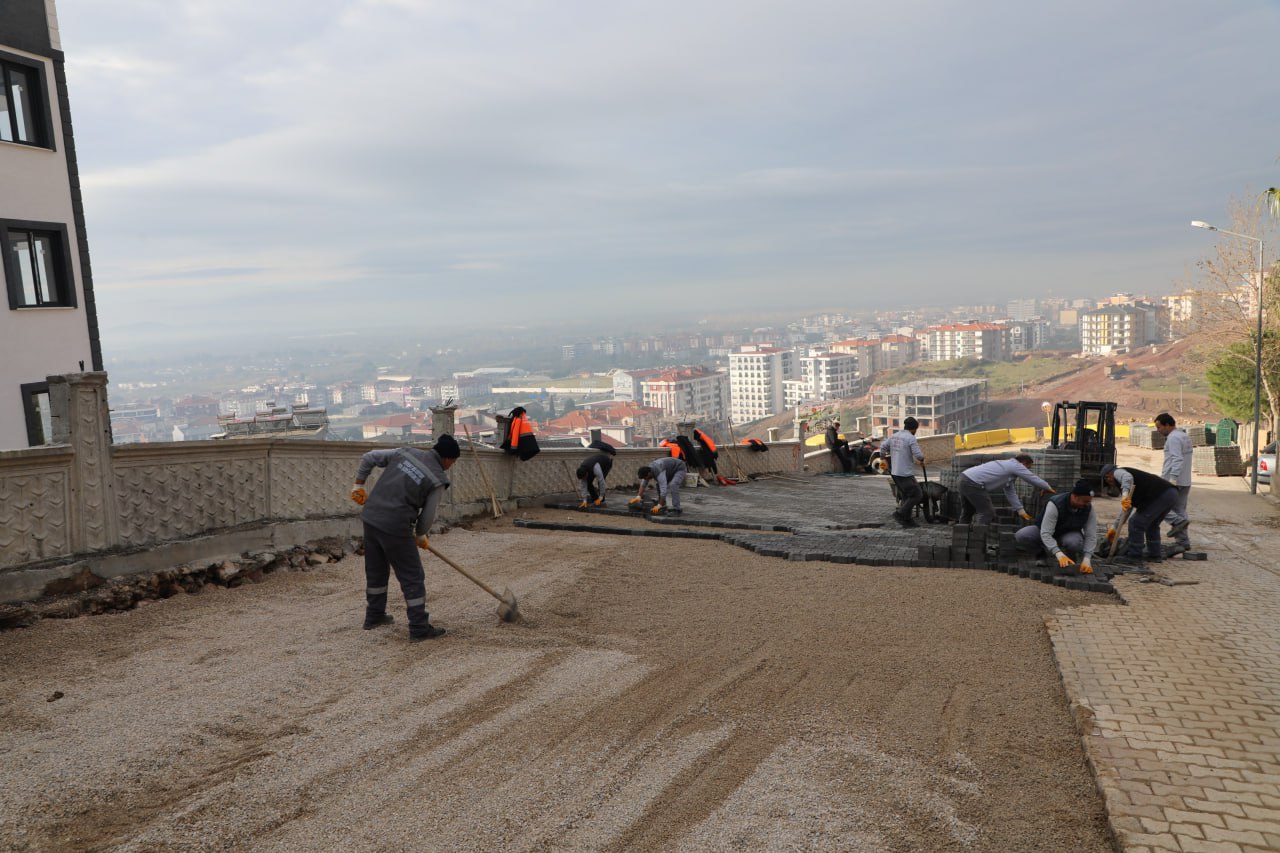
[650,504,663,515]
[1105,528,1117,543]
[578,501,589,509]
[593,498,604,506]
[415,534,429,550]
[1018,510,1033,522]
[350,486,367,505]
[628,497,641,506]
[1121,495,1132,511]
[1080,557,1093,574]
[1057,553,1075,569]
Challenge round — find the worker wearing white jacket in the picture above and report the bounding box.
[1155,412,1192,555]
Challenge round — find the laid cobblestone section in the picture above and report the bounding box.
[1049,557,1280,852]
[536,474,1117,593]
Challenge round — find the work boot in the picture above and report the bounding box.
[409,624,447,641]
[668,508,683,516]
[362,613,394,630]
[897,513,919,529]
[1168,518,1190,537]
[1164,542,1188,557]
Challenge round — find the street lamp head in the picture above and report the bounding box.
[1190,220,1217,231]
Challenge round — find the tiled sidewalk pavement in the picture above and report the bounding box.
[1049,481,1280,852]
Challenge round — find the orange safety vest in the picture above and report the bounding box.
[507,414,534,446]
[694,429,717,453]
[659,439,684,459]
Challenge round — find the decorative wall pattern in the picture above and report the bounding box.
[0,463,72,568]
[114,454,269,548]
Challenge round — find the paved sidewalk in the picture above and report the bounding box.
[1049,450,1280,853]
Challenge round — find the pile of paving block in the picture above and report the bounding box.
[1129,424,1166,449]
[1185,423,1211,446]
[915,523,1115,593]
[1191,444,1246,476]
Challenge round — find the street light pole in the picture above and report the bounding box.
[1191,221,1265,494]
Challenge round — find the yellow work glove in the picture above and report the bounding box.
[578,501,589,509]
[350,485,367,505]
[1018,510,1033,522]
[628,497,641,506]
[1080,557,1093,574]
[1121,495,1132,511]
[1105,527,1117,543]
[1057,553,1074,569]
[650,505,663,515]
[593,498,604,506]
[415,534,429,551]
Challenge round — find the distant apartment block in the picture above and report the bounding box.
[783,352,859,408]
[1079,303,1162,355]
[829,339,879,379]
[1006,298,1040,322]
[613,367,665,402]
[876,334,918,372]
[918,323,1007,362]
[1,0,103,448]
[728,344,795,424]
[871,378,987,436]
[640,366,728,421]
[1004,319,1048,353]
[438,375,491,403]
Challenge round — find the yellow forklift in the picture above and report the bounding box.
[1049,400,1118,490]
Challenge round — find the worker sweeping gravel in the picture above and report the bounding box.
[350,434,460,641]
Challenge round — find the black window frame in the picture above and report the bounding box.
[0,49,53,149]
[20,381,52,446]
[2,220,76,309]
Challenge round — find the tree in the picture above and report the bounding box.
[1189,197,1280,432]
[1206,334,1280,421]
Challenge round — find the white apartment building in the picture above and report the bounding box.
[829,339,879,380]
[1,0,103,448]
[728,344,795,424]
[612,367,665,401]
[640,366,728,421]
[1079,304,1161,355]
[1004,319,1049,353]
[784,352,859,407]
[918,323,1007,362]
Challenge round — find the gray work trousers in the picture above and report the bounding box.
[1125,489,1178,559]
[1165,485,1191,547]
[892,474,922,518]
[363,521,430,631]
[1014,524,1084,559]
[958,476,996,525]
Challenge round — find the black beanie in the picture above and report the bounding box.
[433,433,461,459]
[1071,479,1094,496]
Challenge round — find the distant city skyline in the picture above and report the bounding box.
[55,0,1280,352]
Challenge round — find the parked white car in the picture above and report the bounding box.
[1257,441,1276,485]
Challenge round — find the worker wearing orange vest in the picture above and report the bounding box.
[502,407,539,460]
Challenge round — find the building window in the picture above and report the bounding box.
[21,382,52,446]
[1,53,51,148]
[3,222,75,308]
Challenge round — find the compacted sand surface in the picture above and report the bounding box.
[0,509,1115,852]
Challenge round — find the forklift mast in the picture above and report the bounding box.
[1049,401,1119,488]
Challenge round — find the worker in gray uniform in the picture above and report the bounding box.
[1154,412,1193,555]
[1015,479,1098,574]
[350,434,461,640]
[881,417,925,527]
[576,444,615,508]
[958,453,1055,526]
[630,456,687,515]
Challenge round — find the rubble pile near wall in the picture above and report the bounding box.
[0,536,361,631]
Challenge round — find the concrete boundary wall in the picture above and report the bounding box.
[0,373,801,603]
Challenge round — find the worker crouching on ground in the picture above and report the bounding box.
[958,453,1055,526]
[1015,478,1098,574]
[630,456,687,515]
[881,417,925,528]
[1101,463,1178,567]
[349,434,460,641]
[576,443,615,508]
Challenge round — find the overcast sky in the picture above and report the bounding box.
[57,0,1280,349]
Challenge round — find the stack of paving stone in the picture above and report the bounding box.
[1129,424,1166,449]
[1013,448,1078,520]
[1185,423,1210,446]
[937,453,1006,522]
[1191,444,1246,476]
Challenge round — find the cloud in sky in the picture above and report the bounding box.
[55,0,1280,348]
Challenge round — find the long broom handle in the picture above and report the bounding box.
[725,422,748,481]
[462,424,502,517]
[427,545,505,603]
[1108,506,1132,557]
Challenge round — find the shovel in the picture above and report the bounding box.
[427,545,520,622]
[1107,506,1132,558]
